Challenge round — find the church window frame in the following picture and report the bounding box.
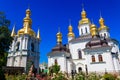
[98,54,103,62]
[78,50,82,59]
[91,55,95,62]
[85,27,88,33]
[104,33,106,38]
[31,43,34,52]
[54,59,57,64]
[16,42,20,51]
[81,28,83,35]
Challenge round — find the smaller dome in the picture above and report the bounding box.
[56,31,62,43]
[68,25,75,37]
[90,24,98,37]
[79,9,90,25]
[98,17,109,31]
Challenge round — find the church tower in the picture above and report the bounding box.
[78,8,91,36]
[98,16,110,38]
[67,23,75,42]
[7,8,40,73]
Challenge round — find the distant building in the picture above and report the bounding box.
[48,8,120,74]
[7,8,40,73]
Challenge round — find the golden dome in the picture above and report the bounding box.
[56,31,62,43]
[79,9,90,25]
[90,24,98,37]
[68,25,75,37]
[17,8,35,37]
[98,17,109,31]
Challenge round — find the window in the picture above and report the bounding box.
[78,50,82,59]
[85,27,87,33]
[98,55,103,62]
[104,33,106,38]
[31,43,34,52]
[16,42,20,51]
[81,29,83,35]
[91,55,95,62]
[54,59,57,64]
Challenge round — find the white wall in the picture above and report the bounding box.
[78,24,90,36]
[69,41,88,59]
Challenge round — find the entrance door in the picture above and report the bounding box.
[78,67,82,72]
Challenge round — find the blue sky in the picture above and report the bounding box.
[0,0,120,63]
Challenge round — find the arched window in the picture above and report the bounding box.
[54,59,57,64]
[78,50,82,59]
[104,33,106,38]
[16,42,20,51]
[101,34,102,37]
[98,55,103,62]
[85,27,87,33]
[81,29,83,35]
[91,55,95,62]
[31,43,34,52]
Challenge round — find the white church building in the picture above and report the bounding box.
[48,8,120,74]
[7,8,40,73]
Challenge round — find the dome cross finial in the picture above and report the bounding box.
[82,3,84,11]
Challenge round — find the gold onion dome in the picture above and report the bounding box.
[79,9,90,25]
[90,23,98,37]
[56,31,62,43]
[18,8,35,37]
[98,17,109,31]
[68,25,75,37]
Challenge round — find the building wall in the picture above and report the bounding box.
[48,54,68,73]
[7,34,40,73]
[78,24,90,36]
[69,41,89,59]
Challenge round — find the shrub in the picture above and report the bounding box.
[103,73,116,80]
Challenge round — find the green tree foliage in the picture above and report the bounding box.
[52,64,60,74]
[0,26,12,80]
[74,72,85,80]
[0,13,12,80]
[0,26,13,66]
[103,73,116,80]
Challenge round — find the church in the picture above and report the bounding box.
[7,8,40,73]
[47,8,120,74]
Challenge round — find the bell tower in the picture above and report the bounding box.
[78,7,91,36]
[7,8,40,73]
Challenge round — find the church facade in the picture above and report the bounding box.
[48,8,120,74]
[7,8,40,73]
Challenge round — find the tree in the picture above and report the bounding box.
[52,64,60,74]
[0,12,12,80]
[0,26,13,66]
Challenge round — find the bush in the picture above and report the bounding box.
[103,73,116,80]
[52,72,68,80]
[74,72,85,80]
[87,72,101,80]
[5,74,27,80]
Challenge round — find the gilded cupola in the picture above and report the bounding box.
[79,8,90,25]
[90,23,98,37]
[17,8,35,37]
[56,30,62,43]
[98,17,109,31]
[68,24,75,38]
